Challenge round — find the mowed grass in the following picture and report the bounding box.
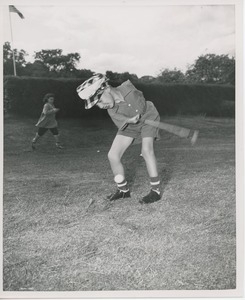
[3,114,236,291]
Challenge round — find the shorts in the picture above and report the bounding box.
[37,127,59,136]
[117,101,160,140]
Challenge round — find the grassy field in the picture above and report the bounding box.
[3,114,236,291]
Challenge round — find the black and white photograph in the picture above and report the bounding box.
[0,0,244,298]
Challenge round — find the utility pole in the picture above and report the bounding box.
[8,8,17,76]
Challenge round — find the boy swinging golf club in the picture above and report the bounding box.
[77,73,161,204]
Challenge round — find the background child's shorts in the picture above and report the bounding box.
[117,101,160,140]
[37,127,59,136]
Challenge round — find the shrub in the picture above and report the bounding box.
[4,76,235,118]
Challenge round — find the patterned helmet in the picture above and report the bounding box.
[76,73,109,109]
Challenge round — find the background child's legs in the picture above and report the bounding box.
[32,128,48,149]
[49,128,63,148]
[32,132,41,143]
[53,134,60,144]
[33,128,48,141]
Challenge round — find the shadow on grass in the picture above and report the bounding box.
[159,151,176,193]
[124,146,175,194]
[125,153,143,189]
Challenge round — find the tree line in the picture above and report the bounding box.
[3,42,235,85]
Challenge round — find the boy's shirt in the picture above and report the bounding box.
[107,80,158,130]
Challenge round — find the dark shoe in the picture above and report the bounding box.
[140,189,161,204]
[107,189,131,201]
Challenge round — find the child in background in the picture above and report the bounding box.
[31,93,63,150]
[77,74,161,204]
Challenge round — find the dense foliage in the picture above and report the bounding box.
[4,76,235,118]
[3,42,235,85]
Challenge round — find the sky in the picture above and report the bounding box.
[2,1,236,78]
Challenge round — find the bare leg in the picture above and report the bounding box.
[140,137,161,203]
[108,134,134,177]
[32,133,41,150]
[53,134,60,144]
[54,134,63,148]
[141,137,158,177]
[32,133,40,143]
[107,134,133,200]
